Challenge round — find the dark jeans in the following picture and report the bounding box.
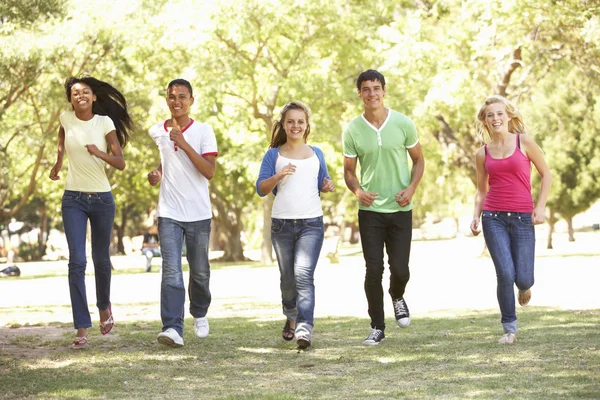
[158,217,212,337]
[482,211,535,333]
[359,209,412,330]
[61,190,115,329]
[271,216,324,338]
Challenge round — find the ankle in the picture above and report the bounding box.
[76,328,87,337]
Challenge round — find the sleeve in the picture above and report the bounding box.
[404,118,419,148]
[256,149,275,197]
[342,126,357,158]
[59,111,70,129]
[314,146,331,188]
[104,116,116,135]
[200,124,218,157]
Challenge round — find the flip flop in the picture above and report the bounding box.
[282,319,295,341]
[72,336,88,350]
[100,304,114,336]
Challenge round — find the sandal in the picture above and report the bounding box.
[498,333,517,345]
[72,336,88,350]
[297,335,311,350]
[282,319,295,341]
[99,304,114,336]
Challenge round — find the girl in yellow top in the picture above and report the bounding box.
[50,76,132,349]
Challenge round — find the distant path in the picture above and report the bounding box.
[1,233,599,327]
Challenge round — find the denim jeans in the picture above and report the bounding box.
[358,209,412,330]
[482,210,535,333]
[271,216,324,339]
[158,217,211,337]
[61,190,115,329]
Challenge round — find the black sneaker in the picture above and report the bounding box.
[393,297,410,328]
[363,328,385,345]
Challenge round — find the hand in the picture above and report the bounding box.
[49,163,62,181]
[395,187,415,208]
[169,118,184,151]
[85,144,101,157]
[321,177,335,192]
[357,189,379,207]
[148,169,162,186]
[470,217,481,236]
[533,206,546,225]
[278,162,296,181]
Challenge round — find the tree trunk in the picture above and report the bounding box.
[218,208,245,261]
[566,216,575,242]
[546,210,555,249]
[36,205,49,261]
[116,206,128,255]
[261,195,274,264]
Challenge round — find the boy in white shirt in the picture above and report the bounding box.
[147,79,218,347]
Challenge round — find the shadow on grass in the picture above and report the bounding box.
[0,308,598,399]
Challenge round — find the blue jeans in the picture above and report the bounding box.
[358,210,412,330]
[271,216,324,339]
[482,211,535,333]
[61,190,115,329]
[158,217,212,336]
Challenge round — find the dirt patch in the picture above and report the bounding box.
[0,325,70,362]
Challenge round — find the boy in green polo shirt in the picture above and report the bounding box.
[343,69,425,345]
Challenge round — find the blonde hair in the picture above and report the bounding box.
[476,95,527,141]
[269,101,311,148]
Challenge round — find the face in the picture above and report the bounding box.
[283,109,307,141]
[484,102,511,134]
[166,85,194,118]
[70,83,96,112]
[358,79,386,110]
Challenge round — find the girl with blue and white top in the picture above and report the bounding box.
[256,101,334,350]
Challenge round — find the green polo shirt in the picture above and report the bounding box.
[343,109,418,213]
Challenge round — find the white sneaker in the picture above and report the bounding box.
[157,328,184,348]
[194,317,209,338]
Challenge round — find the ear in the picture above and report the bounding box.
[190,96,195,106]
[92,94,97,102]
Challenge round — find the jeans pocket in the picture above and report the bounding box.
[306,217,323,229]
[517,214,533,226]
[97,192,115,205]
[271,219,284,233]
[62,192,78,201]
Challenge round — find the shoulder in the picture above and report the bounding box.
[148,120,166,135]
[59,110,73,124]
[344,116,364,133]
[389,109,415,127]
[475,146,486,159]
[519,133,536,146]
[190,120,213,133]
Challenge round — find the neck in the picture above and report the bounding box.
[281,139,305,150]
[363,107,388,124]
[490,131,513,144]
[173,116,191,127]
[74,109,94,121]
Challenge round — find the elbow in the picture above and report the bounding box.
[117,161,126,171]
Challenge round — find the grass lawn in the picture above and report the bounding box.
[1,307,598,399]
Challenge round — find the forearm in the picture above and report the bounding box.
[535,173,552,209]
[258,174,282,196]
[344,170,362,197]
[472,191,486,218]
[181,144,215,180]
[96,152,126,170]
[407,158,425,191]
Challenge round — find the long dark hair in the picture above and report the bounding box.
[64,76,133,148]
[269,101,311,148]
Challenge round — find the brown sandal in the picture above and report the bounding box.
[282,319,295,341]
[72,336,88,350]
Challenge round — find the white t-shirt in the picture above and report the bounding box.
[149,119,218,222]
[60,110,115,192]
[272,154,323,219]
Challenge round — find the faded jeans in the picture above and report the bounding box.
[271,216,324,340]
[158,217,211,337]
[482,211,535,333]
[62,190,115,329]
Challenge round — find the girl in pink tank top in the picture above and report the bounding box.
[470,95,552,345]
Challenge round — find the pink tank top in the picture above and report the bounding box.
[483,135,534,212]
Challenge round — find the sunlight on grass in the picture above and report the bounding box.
[239,347,274,354]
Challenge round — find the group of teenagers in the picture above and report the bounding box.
[50,69,551,350]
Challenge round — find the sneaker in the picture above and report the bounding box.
[518,289,531,306]
[392,297,410,327]
[194,317,209,338]
[363,328,385,345]
[157,328,184,348]
[498,333,517,345]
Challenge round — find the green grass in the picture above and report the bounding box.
[1,308,598,399]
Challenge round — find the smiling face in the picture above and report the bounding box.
[358,79,386,111]
[283,109,308,142]
[484,102,511,135]
[69,82,96,112]
[166,85,194,118]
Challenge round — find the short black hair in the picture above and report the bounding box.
[356,69,386,91]
[167,78,193,97]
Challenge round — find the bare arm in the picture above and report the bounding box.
[396,143,425,207]
[85,130,126,170]
[343,156,378,207]
[49,125,65,180]
[258,162,295,195]
[470,147,488,235]
[170,127,216,180]
[522,134,552,224]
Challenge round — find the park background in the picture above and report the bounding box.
[0,0,599,399]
